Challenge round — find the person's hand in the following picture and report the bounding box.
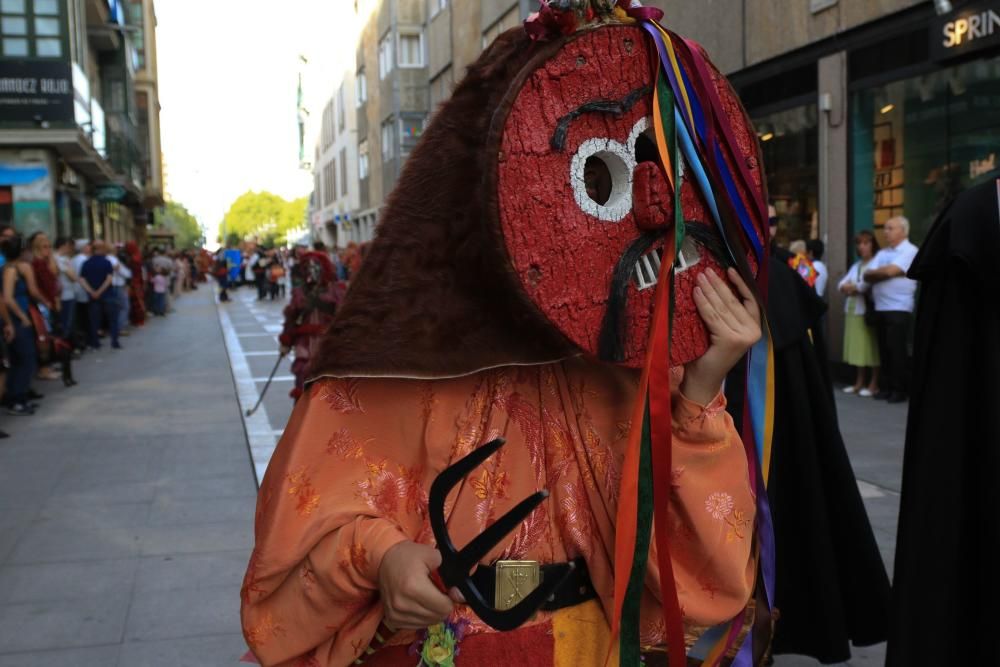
[18,315,30,328]
[3,323,13,342]
[682,268,762,405]
[840,281,855,295]
[377,541,455,630]
[279,345,290,356]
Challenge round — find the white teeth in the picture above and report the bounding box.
[634,248,663,291]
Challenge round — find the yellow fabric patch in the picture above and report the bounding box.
[552,600,618,667]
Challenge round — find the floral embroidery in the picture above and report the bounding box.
[671,466,686,488]
[494,391,544,484]
[326,427,369,460]
[499,503,549,560]
[241,548,266,605]
[725,509,752,542]
[294,652,320,667]
[245,612,285,649]
[705,491,734,520]
[319,378,364,414]
[700,578,719,599]
[299,563,317,588]
[558,478,595,558]
[286,468,321,517]
[338,542,369,574]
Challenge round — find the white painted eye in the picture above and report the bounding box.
[570,117,658,222]
[571,137,635,222]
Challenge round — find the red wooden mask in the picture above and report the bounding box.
[492,25,763,368]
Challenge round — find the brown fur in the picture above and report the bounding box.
[309,30,576,380]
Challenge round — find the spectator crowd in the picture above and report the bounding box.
[0,225,209,433]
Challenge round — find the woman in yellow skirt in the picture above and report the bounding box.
[837,230,881,396]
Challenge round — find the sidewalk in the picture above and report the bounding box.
[0,286,256,666]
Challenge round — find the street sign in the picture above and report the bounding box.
[95,185,127,202]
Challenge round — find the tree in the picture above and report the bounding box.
[220,191,309,245]
[158,201,204,249]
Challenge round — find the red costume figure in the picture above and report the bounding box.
[279,251,341,399]
[124,241,146,326]
[243,3,778,665]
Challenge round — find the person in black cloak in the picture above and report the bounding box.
[729,253,891,664]
[886,176,1000,667]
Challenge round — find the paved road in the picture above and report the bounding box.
[0,284,255,667]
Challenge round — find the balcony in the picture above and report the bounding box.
[105,111,143,192]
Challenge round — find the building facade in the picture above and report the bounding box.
[0,0,162,244]
[310,70,361,249]
[648,0,1000,360]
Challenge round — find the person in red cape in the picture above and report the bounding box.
[242,3,776,665]
[278,250,341,400]
[124,241,146,326]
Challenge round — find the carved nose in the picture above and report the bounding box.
[632,162,674,231]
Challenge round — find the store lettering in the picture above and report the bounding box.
[943,9,1000,48]
[0,77,70,95]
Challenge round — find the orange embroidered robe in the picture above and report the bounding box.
[241,358,756,666]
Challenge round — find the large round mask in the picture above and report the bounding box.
[492,25,763,368]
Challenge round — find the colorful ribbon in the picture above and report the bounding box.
[611,16,777,667]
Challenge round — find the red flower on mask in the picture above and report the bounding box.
[524,1,579,41]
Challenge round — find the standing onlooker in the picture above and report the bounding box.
[54,237,77,338]
[28,232,61,380]
[151,269,168,316]
[108,246,133,336]
[838,230,881,397]
[807,239,829,298]
[2,235,38,414]
[72,240,91,349]
[79,241,121,350]
[863,216,919,403]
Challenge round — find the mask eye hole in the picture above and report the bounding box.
[571,138,635,222]
[584,156,613,206]
[634,130,658,165]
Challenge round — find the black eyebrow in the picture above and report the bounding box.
[549,85,652,152]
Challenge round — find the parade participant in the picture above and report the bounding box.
[124,241,147,326]
[242,3,778,665]
[278,250,340,400]
[887,177,1000,666]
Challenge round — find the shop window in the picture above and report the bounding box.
[752,104,819,246]
[851,54,1000,245]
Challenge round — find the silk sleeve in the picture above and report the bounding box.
[241,377,449,667]
[666,388,757,627]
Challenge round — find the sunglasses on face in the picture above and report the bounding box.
[768,216,779,227]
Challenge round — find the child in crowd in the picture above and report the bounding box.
[152,269,168,316]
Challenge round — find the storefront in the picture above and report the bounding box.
[850,0,1000,244]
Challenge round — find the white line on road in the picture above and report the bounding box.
[252,376,295,383]
[243,351,280,356]
[218,301,278,486]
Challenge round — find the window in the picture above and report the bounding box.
[378,34,393,80]
[398,30,424,68]
[323,163,335,207]
[399,115,425,156]
[381,119,395,160]
[356,68,367,107]
[429,0,447,18]
[1,0,63,58]
[337,85,345,132]
[851,56,1000,245]
[339,147,348,197]
[322,101,335,148]
[358,141,369,180]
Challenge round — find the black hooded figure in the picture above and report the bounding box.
[887,176,1000,666]
[729,255,891,664]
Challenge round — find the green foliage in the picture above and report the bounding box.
[158,201,204,249]
[219,191,309,245]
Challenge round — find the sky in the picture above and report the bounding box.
[156,0,357,243]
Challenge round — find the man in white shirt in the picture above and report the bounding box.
[71,240,91,349]
[863,216,919,403]
[108,247,133,335]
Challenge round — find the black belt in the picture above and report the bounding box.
[470,557,597,612]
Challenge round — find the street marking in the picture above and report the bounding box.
[857,480,899,498]
[243,351,280,356]
[217,298,277,487]
[252,375,294,383]
[237,332,276,338]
